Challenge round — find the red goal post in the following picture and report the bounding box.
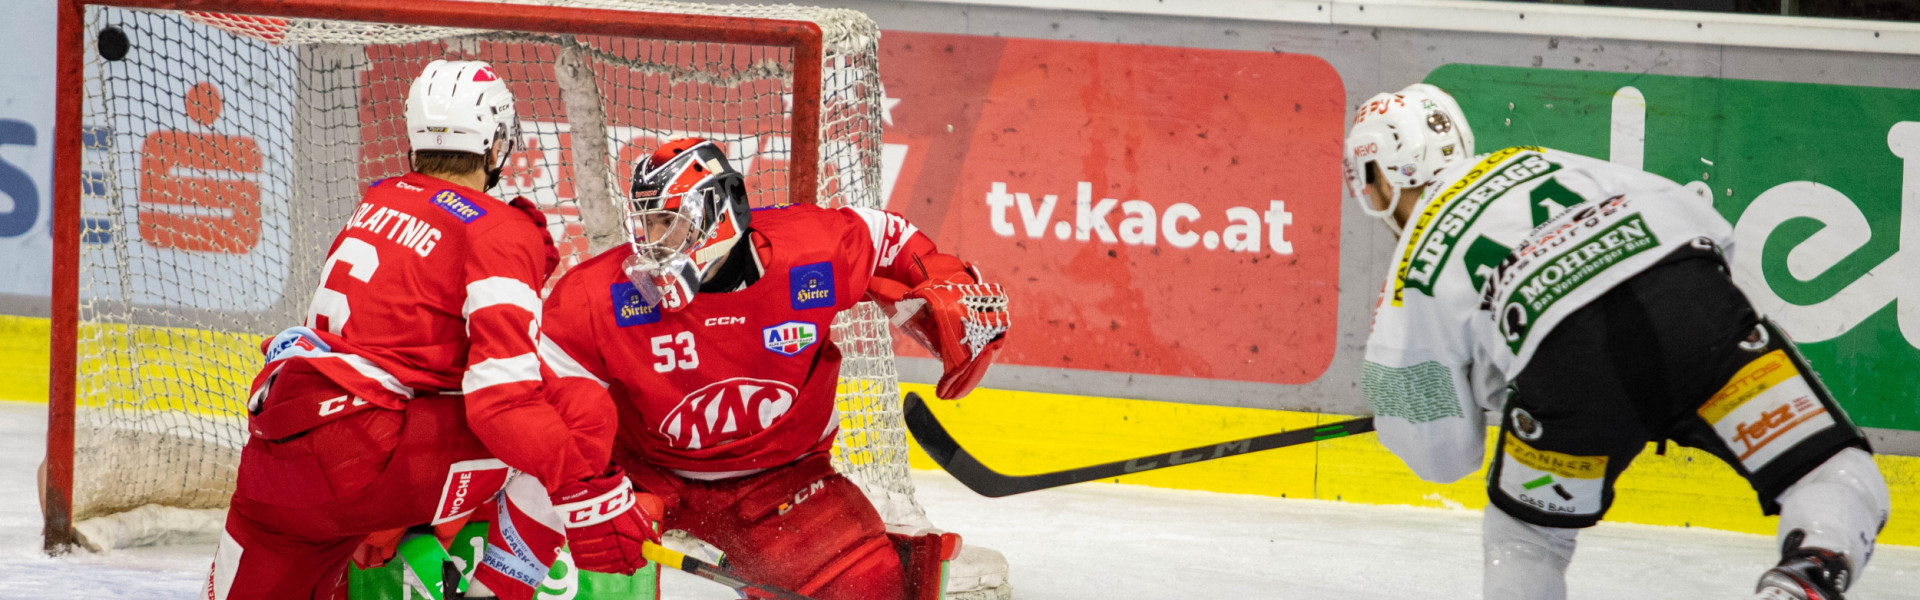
[44,0,895,553]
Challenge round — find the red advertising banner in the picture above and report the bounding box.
[879,33,1344,385]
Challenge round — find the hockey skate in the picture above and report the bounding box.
[1753,547,1851,600]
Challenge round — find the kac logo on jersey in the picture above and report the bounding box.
[790,261,836,310]
[763,321,818,356]
[430,190,487,223]
[659,378,800,450]
[611,282,663,327]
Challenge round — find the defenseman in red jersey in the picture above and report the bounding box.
[206,60,653,600]
[524,138,1010,599]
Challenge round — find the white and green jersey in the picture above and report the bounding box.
[1361,147,1734,483]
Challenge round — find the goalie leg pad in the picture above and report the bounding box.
[889,531,961,600]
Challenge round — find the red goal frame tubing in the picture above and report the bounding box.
[46,0,825,553]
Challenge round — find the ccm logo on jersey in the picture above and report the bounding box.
[430,190,487,223]
[705,316,745,326]
[778,479,829,516]
[659,378,799,450]
[763,321,818,356]
[790,261,836,310]
[610,282,664,327]
[1700,350,1836,471]
[317,395,370,417]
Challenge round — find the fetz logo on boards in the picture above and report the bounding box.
[609,282,663,327]
[790,261,835,310]
[1394,147,1555,305]
[431,189,488,223]
[1424,64,1920,431]
[659,377,799,450]
[1497,432,1607,516]
[1698,350,1835,471]
[764,321,819,357]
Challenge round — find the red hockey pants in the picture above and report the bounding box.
[619,452,908,599]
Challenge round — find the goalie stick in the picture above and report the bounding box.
[642,541,817,600]
[903,392,1375,498]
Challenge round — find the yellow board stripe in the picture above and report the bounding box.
[1699,349,1796,424]
[900,382,1920,547]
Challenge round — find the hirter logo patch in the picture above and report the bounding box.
[763,321,818,356]
[611,282,663,327]
[430,190,487,223]
[790,261,836,310]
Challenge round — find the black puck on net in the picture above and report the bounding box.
[98,26,130,61]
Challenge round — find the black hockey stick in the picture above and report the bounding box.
[903,392,1375,498]
[642,541,816,600]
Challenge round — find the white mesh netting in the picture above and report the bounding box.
[68,5,997,591]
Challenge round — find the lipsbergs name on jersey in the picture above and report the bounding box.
[659,377,799,450]
[430,189,488,223]
[610,282,664,327]
[763,321,818,357]
[790,261,836,310]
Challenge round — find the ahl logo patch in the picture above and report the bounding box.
[611,282,663,327]
[430,190,487,223]
[764,321,818,356]
[790,261,836,310]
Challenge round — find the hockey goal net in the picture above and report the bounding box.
[48,0,1005,596]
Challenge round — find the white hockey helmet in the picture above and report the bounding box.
[405,59,521,189]
[1342,83,1474,234]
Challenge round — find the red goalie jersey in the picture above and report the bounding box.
[541,204,932,476]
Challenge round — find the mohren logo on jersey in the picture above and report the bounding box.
[430,190,487,223]
[610,282,663,327]
[659,378,799,450]
[764,321,818,356]
[789,261,836,310]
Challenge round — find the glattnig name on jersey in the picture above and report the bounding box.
[790,261,836,310]
[611,282,664,327]
[430,190,488,223]
[763,321,818,356]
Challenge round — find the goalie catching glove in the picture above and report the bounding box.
[869,253,1010,399]
[551,467,664,575]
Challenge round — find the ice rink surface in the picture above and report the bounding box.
[1,400,1914,599]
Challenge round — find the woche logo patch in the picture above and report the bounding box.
[790,261,835,310]
[763,321,818,356]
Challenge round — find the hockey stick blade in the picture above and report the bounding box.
[642,541,816,600]
[903,392,1375,498]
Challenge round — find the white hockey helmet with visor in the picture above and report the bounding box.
[1342,83,1475,234]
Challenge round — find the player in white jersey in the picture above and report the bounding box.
[1344,83,1891,600]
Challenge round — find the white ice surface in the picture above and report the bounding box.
[1,400,1914,599]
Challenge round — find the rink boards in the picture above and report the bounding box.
[6,314,1907,546]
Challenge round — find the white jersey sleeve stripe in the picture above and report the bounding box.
[464,352,543,392]
[844,206,919,275]
[464,277,543,320]
[539,333,607,388]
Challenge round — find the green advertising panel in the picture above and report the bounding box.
[1426,64,1920,431]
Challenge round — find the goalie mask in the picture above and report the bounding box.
[622,138,751,311]
[1342,83,1475,235]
